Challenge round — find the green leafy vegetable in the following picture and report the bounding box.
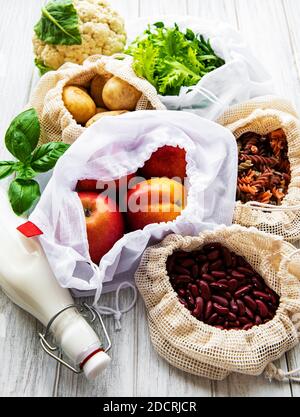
[126,23,225,96]
[34,0,82,46]
[31,142,70,172]
[34,58,54,76]
[0,108,70,215]
[8,179,41,216]
[5,109,40,162]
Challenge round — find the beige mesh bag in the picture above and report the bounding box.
[135,225,300,381]
[217,96,300,242]
[29,54,166,145]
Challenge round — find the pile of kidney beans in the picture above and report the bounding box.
[167,242,280,331]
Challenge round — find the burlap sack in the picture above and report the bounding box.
[135,225,300,381]
[29,54,166,145]
[217,96,300,242]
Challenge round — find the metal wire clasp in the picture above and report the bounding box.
[38,302,111,374]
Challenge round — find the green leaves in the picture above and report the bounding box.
[8,179,41,216]
[34,0,82,46]
[31,142,70,172]
[0,107,70,216]
[127,23,225,96]
[5,109,40,162]
[34,58,54,76]
[0,161,16,180]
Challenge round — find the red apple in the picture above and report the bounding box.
[78,192,124,264]
[140,146,187,180]
[125,178,187,232]
[77,173,136,192]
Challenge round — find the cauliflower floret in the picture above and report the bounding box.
[33,0,127,71]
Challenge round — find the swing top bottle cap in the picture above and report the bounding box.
[82,350,111,380]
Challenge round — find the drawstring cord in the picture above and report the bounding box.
[94,281,137,331]
[266,363,300,383]
[244,201,300,212]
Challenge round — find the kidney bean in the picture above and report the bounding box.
[192,264,199,279]
[231,254,237,268]
[228,279,239,292]
[181,258,195,268]
[189,284,199,299]
[243,295,257,312]
[223,292,232,300]
[231,271,246,281]
[243,324,253,331]
[192,297,204,318]
[215,325,224,330]
[204,301,213,320]
[197,254,207,263]
[179,298,188,308]
[216,316,225,325]
[212,295,229,307]
[230,299,239,314]
[221,246,232,267]
[173,275,193,285]
[256,300,269,318]
[239,317,251,325]
[245,307,254,320]
[228,312,237,322]
[201,262,210,275]
[207,313,219,325]
[186,291,195,307]
[269,293,279,306]
[224,321,229,329]
[211,271,227,279]
[234,285,252,299]
[208,250,220,261]
[210,260,223,271]
[252,277,264,290]
[255,315,263,326]
[213,303,229,316]
[237,266,253,276]
[201,273,214,282]
[236,299,246,316]
[210,282,228,291]
[199,280,211,301]
[173,266,190,275]
[203,243,222,253]
[217,279,229,287]
[178,289,186,298]
[231,321,240,328]
[253,291,271,301]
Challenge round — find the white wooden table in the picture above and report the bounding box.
[1,0,300,397]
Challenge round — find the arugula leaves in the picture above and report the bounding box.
[0,108,70,215]
[127,23,225,96]
[34,0,82,46]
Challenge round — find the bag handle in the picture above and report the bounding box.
[243,201,300,212]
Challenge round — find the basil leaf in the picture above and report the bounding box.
[34,0,82,46]
[15,164,36,180]
[5,108,40,162]
[31,142,70,172]
[34,58,54,76]
[0,161,16,179]
[8,179,41,216]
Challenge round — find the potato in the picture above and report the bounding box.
[96,107,108,114]
[86,110,129,127]
[90,73,113,107]
[62,86,96,124]
[102,77,142,111]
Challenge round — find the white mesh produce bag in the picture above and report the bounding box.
[127,16,274,121]
[28,111,238,299]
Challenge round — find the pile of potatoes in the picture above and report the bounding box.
[62,74,142,127]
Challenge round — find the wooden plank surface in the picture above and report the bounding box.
[0,0,300,397]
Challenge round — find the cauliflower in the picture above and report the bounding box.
[33,0,127,72]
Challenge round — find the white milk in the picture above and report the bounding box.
[0,188,110,379]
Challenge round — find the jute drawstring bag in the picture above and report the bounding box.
[217,96,300,242]
[135,225,300,381]
[29,54,166,145]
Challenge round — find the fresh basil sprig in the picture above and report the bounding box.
[0,108,70,216]
[34,0,82,46]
